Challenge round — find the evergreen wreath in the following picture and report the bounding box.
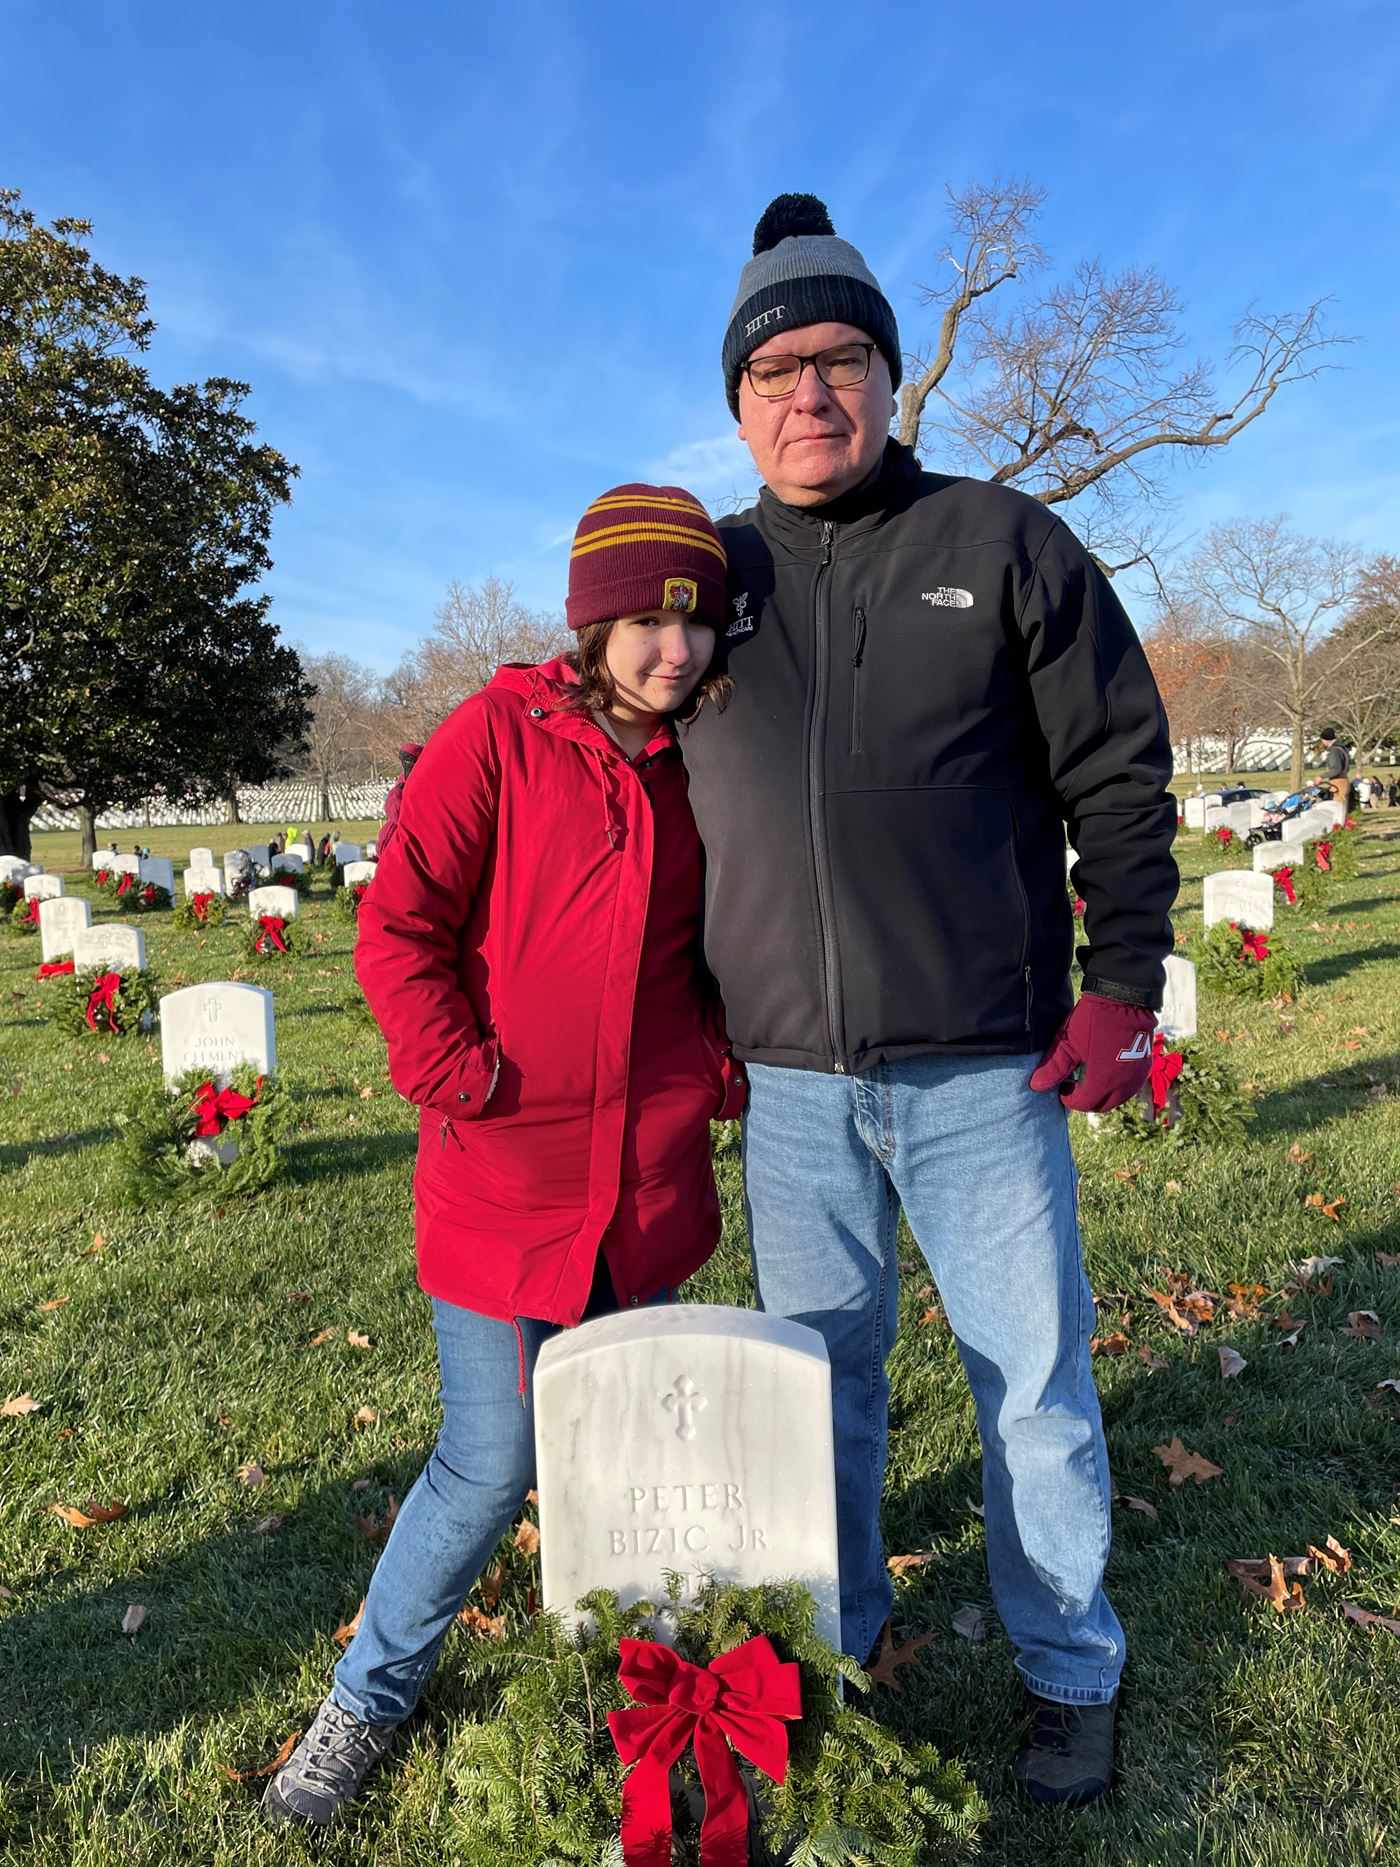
[243,911,301,962]
[173,890,228,930]
[1,878,27,916]
[7,893,42,932]
[1312,832,1357,881]
[1107,1034,1252,1146]
[333,878,372,920]
[1189,919,1304,1000]
[130,881,174,913]
[116,1063,291,1206]
[45,964,158,1038]
[440,1576,985,1866]
[259,864,317,898]
[1267,860,1325,914]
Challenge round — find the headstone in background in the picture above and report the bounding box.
[1224,802,1254,838]
[159,981,276,1165]
[1326,798,1348,828]
[90,852,111,873]
[0,855,32,884]
[184,865,226,896]
[112,853,141,876]
[535,1305,841,1653]
[333,843,362,867]
[246,843,271,870]
[1253,842,1293,873]
[1157,955,1198,1039]
[271,852,305,875]
[223,848,252,880]
[1201,793,1224,810]
[1203,870,1274,932]
[1204,806,1230,833]
[73,923,147,974]
[341,860,376,887]
[139,856,176,897]
[38,895,92,962]
[1294,806,1335,841]
[248,883,299,922]
[291,839,315,864]
[23,873,64,901]
[1183,797,1206,830]
[189,846,215,868]
[1064,847,1077,876]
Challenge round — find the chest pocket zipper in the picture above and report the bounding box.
[850,607,867,754]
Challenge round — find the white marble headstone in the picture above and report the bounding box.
[1294,807,1335,842]
[291,839,315,864]
[91,852,111,873]
[248,883,298,922]
[111,853,141,876]
[1224,803,1254,837]
[222,849,252,878]
[1183,797,1206,830]
[184,865,226,897]
[23,873,64,901]
[73,922,147,974]
[366,840,378,859]
[333,843,362,866]
[1157,955,1197,1039]
[535,1305,841,1652]
[1203,870,1274,932]
[38,895,92,961]
[271,852,305,875]
[190,846,215,868]
[139,856,176,897]
[159,981,276,1086]
[246,843,271,870]
[1204,806,1230,833]
[341,860,376,887]
[0,854,31,884]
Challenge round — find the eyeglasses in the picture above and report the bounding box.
[740,342,877,399]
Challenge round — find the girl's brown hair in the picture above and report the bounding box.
[557,619,733,725]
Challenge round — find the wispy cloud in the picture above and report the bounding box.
[645,432,758,507]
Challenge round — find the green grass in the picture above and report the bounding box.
[2,812,1398,1865]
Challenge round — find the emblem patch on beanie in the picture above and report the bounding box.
[664,577,698,612]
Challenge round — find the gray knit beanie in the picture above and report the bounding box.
[722,193,901,418]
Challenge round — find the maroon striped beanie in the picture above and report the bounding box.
[566,483,727,631]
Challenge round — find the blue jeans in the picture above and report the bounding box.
[742,1053,1123,1706]
[332,1264,649,1727]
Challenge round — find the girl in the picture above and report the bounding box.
[263,485,744,1828]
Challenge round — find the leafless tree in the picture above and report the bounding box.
[898,180,1349,573]
[300,651,378,818]
[1311,553,1400,764]
[1171,519,1374,789]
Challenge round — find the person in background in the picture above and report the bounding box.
[1319,727,1350,813]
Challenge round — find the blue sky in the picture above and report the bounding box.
[6,0,1398,669]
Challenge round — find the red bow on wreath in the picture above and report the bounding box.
[255,914,288,954]
[1073,896,1086,918]
[1239,928,1270,962]
[116,872,132,895]
[37,959,75,979]
[192,891,213,919]
[608,1635,801,1867]
[353,881,369,901]
[95,869,109,886]
[85,971,123,1033]
[1270,866,1297,905]
[1214,827,1233,846]
[20,896,41,924]
[191,1077,262,1137]
[1149,1033,1184,1116]
[1314,840,1331,871]
[141,883,156,905]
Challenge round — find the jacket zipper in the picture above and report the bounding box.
[1006,812,1034,1033]
[850,606,866,754]
[810,521,845,1072]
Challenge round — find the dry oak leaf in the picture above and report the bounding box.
[949,1606,991,1644]
[513,1519,541,1557]
[1111,1162,1142,1183]
[307,1327,337,1348]
[1148,1289,1197,1335]
[1138,1342,1168,1372]
[1091,1331,1131,1358]
[45,1499,127,1527]
[219,1730,301,1781]
[1304,1193,1348,1221]
[1296,1255,1343,1282]
[2,1394,41,1417]
[457,1605,507,1639]
[1341,1602,1400,1637]
[1375,1252,1399,1270]
[1223,1282,1269,1319]
[1306,1535,1352,1575]
[1118,1495,1160,1522]
[353,1405,379,1427]
[868,1622,939,1689]
[918,1307,943,1327]
[121,1603,147,1637]
[1270,1313,1309,1335]
[478,1564,505,1610]
[1341,1311,1382,1341]
[1288,1142,1314,1164]
[354,1495,400,1544]
[237,1461,266,1488]
[1218,1347,1248,1380]
[887,1551,941,1577]
[1229,1555,1304,1612]
[251,1513,285,1535]
[333,1601,364,1646]
[1153,1437,1224,1486]
[39,1297,69,1312]
[78,1233,106,1258]
[347,1330,373,1351]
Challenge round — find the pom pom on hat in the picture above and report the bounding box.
[753,192,836,254]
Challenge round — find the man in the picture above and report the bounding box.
[681,195,1178,1807]
[1319,728,1350,813]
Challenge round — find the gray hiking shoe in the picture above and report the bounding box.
[260,1695,398,1827]
[1013,1690,1119,1806]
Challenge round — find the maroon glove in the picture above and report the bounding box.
[1029,992,1157,1113]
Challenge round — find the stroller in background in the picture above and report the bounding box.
[1245,781,1331,846]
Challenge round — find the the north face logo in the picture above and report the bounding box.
[922,587,974,609]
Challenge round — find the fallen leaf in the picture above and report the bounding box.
[1153,1436,1224,1486]
[1306,1535,1352,1575]
[965,1495,986,1520]
[1091,1331,1131,1358]
[333,1601,364,1645]
[1270,1313,1309,1334]
[45,1499,127,1527]
[1148,1289,1197,1335]
[121,1603,147,1636]
[949,1606,991,1643]
[1111,1162,1142,1183]
[1119,1495,1160,1522]
[251,1513,285,1535]
[918,1306,943,1327]
[1164,1179,1183,1194]
[525,1488,538,1507]
[353,1405,379,1427]
[347,1330,373,1351]
[1279,1328,1305,1350]
[308,1327,337,1348]
[1296,1255,1343,1282]
[1138,1343,1168,1372]
[1376,1252,1399,1271]
[1223,1282,1269,1319]
[887,1550,941,1577]
[478,1564,505,1609]
[1304,1193,1347,1221]
[513,1519,541,1557]
[1289,1143,1314,1164]
[1218,1347,1247,1380]
[219,1730,301,1781]
[1341,1601,1400,1637]
[457,1605,507,1639]
[1229,1554,1304,1612]
[39,1297,70,1311]
[358,1085,374,1099]
[354,1495,400,1543]
[868,1622,939,1688]
[237,1461,266,1488]
[79,1233,106,1257]
[1340,1311,1382,1341]
[2,1394,40,1417]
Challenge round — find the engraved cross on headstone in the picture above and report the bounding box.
[661,1373,707,1441]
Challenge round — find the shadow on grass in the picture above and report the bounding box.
[1303,943,1400,988]
[283,1132,417,1181]
[0,1125,122,1168]
[1321,896,1400,916]
[1248,1051,1400,1136]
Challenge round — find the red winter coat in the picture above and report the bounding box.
[355,658,745,1327]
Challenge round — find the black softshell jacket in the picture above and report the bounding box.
[681,441,1178,1073]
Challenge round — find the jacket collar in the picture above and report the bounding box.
[753,438,926,551]
[488,659,677,763]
